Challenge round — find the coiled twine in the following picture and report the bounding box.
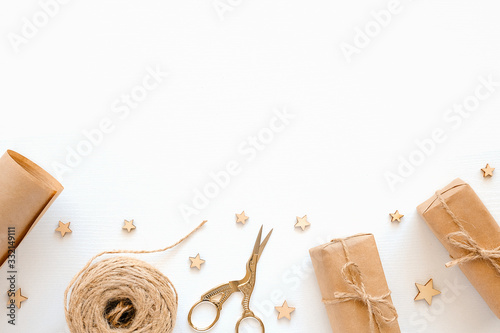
[66,256,177,332]
[64,220,206,333]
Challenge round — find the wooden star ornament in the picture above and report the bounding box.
[275,301,295,320]
[236,211,249,224]
[482,164,495,177]
[415,278,441,305]
[123,219,136,232]
[390,210,404,222]
[295,215,311,231]
[55,221,72,237]
[189,253,205,270]
[8,288,28,309]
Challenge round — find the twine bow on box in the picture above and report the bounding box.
[322,238,398,333]
[435,191,500,274]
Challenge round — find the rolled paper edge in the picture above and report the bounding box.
[0,150,64,269]
[6,150,63,192]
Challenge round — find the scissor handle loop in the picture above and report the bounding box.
[188,299,221,332]
[235,311,265,333]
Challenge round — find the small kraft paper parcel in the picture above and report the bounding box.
[310,233,400,333]
[0,150,63,268]
[417,178,500,319]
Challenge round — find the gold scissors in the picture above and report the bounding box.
[188,225,273,332]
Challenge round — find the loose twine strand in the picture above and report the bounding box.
[64,220,207,333]
[322,237,398,333]
[435,191,500,273]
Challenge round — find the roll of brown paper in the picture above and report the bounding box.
[417,178,500,319]
[0,150,63,268]
[310,234,400,333]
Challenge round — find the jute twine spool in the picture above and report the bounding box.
[64,220,207,333]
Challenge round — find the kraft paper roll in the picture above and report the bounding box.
[0,150,63,268]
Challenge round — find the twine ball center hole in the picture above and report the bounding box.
[104,298,136,329]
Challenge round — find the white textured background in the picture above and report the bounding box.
[1,0,500,332]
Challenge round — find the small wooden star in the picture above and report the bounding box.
[482,164,495,177]
[123,219,136,232]
[415,278,441,305]
[390,210,404,222]
[295,215,311,231]
[236,211,249,224]
[8,288,28,309]
[189,253,205,270]
[275,301,295,320]
[55,221,72,237]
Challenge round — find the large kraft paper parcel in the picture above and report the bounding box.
[309,234,400,333]
[0,150,63,268]
[417,178,500,319]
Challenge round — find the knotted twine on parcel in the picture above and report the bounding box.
[417,178,500,319]
[310,234,400,333]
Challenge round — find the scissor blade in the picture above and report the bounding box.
[257,229,273,261]
[252,225,263,256]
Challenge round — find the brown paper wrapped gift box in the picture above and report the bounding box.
[309,234,400,333]
[0,150,63,268]
[417,178,500,319]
